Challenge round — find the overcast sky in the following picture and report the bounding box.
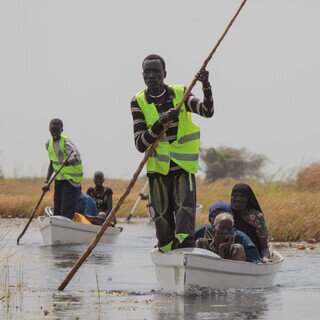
[0,0,319,179]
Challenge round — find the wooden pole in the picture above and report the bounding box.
[17,152,73,245]
[58,0,248,291]
[126,180,148,222]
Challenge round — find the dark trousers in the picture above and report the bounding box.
[54,180,80,219]
[148,171,196,250]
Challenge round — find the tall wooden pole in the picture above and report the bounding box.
[126,180,148,222]
[58,0,248,291]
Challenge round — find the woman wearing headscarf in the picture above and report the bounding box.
[231,183,271,263]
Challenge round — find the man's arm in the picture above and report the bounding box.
[42,161,54,192]
[258,236,271,263]
[130,98,165,153]
[64,139,81,165]
[105,193,113,216]
[185,69,214,118]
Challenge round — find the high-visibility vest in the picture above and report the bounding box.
[135,85,200,175]
[47,134,83,184]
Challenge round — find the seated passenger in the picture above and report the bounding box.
[76,191,98,216]
[195,201,260,262]
[231,183,271,263]
[195,201,233,239]
[86,171,116,225]
[196,212,246,261]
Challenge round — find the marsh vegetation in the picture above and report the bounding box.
[1,163,320,242]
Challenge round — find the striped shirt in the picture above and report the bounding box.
[130,84,214,174]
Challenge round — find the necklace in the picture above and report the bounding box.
[94,186,105,196]
[148,88,166,99]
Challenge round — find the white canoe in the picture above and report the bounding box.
[151,247,284,292]
[37,215,123,245]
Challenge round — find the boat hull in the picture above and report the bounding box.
[151,247,283,292]
[38,215,122,245]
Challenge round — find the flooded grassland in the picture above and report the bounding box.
[1,218,320,320]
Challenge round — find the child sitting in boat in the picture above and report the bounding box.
[196,212,246,261]
[195,201,261,262]
[86,171,116,225]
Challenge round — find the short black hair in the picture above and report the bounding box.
[49,118,63,128]
[142,54,166,70]
[94,170,105,180]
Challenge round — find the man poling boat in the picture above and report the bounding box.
[17,118,80,245]
[131,55,214,252]
[42,118,83,220]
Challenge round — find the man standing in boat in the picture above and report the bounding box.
[130,54,214,252]
[42,118,83,220]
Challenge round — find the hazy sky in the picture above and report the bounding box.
[0,0,319,179]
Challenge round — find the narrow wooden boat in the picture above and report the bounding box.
[151,247,284,292]
[37,209,123,245]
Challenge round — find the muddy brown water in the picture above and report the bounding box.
[1,218,320,320]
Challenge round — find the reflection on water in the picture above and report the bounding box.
[151,290,270,320]
[1,219,320,320]
[50,292,84,318]
[38,245,113,269]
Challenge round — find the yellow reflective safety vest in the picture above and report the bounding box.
[135,85,200,175]
[47,134,83,184]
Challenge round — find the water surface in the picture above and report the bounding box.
[1,218,320,319]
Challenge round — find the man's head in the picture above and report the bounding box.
[49,118,63,141]
[142,54,166,93]
[210,208,227,226]
[213,212,234,242]
[93,171,105,187]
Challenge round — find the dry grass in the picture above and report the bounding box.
[197,178,320,242]
[296,162,320,191]
[1,176,320,242]
[0,178,147,219]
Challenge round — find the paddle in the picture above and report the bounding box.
[16,152,72,245]
[57,0,248,291]
[126,180,148,222]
